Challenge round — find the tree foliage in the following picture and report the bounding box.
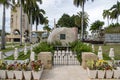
[0,0,15,49]
[57,13,74,27]
[75,11,89,33]
[103,1,120,24]
[110,1,120,23]
[90,20,104,31]
[0,30,2,36]
[105,23,120,33]
[57,12,89,33]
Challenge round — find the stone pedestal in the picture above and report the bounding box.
[82,52,98,69]
[38,52,52,69]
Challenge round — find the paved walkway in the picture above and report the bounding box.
[41,65,90,80]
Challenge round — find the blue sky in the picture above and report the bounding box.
[0,0,118,33]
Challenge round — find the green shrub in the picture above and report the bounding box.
[33,42,53,54]
[51,41,62,46]
[5,50,31,60]
[105,23,120,33]
[70,41,92,64]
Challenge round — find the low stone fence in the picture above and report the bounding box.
[38,52,52,69]
[82,52,98,69]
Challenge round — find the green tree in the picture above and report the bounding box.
[90,20,104,36]
[32,8,45,31]
[90,20,104,40]
[57,14,78,27]
[73,0,94,41]
[57,13,71,27]
[15,0,43,44]
[103,10,111,26]
[0,30,2,36]
[109,1,120,23]
[43,25,51,33]
[75,11,89,36]
[43,17,51,34]
[0,0,14,49]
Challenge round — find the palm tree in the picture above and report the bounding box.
[32,8,45,31]
[43,17,50,31]
[103,10,111,26]
[73,0,94,41]
[14,0,43,44]
[110,1,120,23]
[0,0,14,49]
[23,0,42,43]
[75,11,89,35]
[43,25,51,33]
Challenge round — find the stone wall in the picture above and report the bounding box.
[82,52,98,69]
[105,33,120,43]
[38,52,52,69]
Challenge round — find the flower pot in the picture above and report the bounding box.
[7,70,15,79]
[97,70,105,79]
[14,71,23,80]
[114,70,120,79]
[32,70,43,80]
[106,70,113,79]
[87,68,97,79]
[0,70,6,79]
[23,71,32,80]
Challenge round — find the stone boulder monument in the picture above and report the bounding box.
[47,27,78,45]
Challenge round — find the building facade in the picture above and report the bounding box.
[7,5,30,42]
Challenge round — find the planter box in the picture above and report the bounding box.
[114,70,120,79]
[14,71,23,80]
[32,71,42,80]
[23,71,32,80]
[98,70,105,79]
[87,68,97,79]
[106,70,113,79]
[32,67,43,80]
[7,70,14,79]
[0,70,6,79]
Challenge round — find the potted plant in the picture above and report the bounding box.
[113,62,120,79]
[0,62,7,79]
[14,62,23,80]
[96,60,113,79]
[86,60,97,79]
[31,60,43,80]
[6,64,15,79]
[22,62,32,80]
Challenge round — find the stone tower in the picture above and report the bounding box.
[9,5,30,42]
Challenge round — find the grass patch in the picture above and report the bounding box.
[5,50,30,60]
[94,44,120,60]
[1,43,31,53]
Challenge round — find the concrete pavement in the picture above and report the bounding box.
[41,65,90,80]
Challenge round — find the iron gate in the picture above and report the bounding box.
[53,46,80,65]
